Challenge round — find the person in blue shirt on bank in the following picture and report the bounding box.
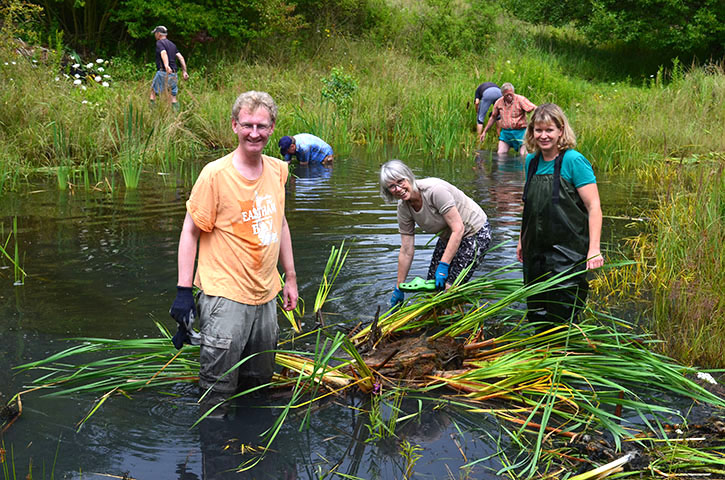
[517,103,604,327]
[279,134,334,165]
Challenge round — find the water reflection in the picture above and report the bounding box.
[0,148,654,478]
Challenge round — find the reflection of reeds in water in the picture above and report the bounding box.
[9,258,725,477]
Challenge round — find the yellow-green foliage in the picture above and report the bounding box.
[594,165,725,367]
[651,166,725,366]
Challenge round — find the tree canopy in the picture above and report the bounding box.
[504,0,725,58]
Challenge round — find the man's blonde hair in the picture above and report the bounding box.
[231,91,278,124]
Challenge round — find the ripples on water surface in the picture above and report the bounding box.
[0,149,654,479]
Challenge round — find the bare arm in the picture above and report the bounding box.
[176,52,189,80]
[160,49,172,74]
[577,183,604,269]
[279,215,298,311]
[480,106,499,140]
[177,212,201,287]
[396,234,415,286]
[440,206,465,265]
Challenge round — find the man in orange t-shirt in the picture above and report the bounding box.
[170,91,298,399]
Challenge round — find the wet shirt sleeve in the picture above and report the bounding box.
[186,167,217,232]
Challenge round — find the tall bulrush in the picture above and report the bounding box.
[114,103,153,189]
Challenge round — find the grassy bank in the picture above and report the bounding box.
[1,16,723,189]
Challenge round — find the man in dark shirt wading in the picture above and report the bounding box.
[150,25,189,111]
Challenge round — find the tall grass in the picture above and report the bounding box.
[649,166,725,366]
[593,165,725,367]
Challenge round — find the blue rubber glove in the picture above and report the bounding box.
[170,286,197,349]
[434,262,450,289]
[390,287,404,309]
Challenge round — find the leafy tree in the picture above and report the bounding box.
[116,0,301,42]
[504,0,725,57]
[31,0,303,53]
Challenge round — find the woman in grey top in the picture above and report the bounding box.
[380,160,492,308]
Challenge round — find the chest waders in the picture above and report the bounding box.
[521,151,590,324]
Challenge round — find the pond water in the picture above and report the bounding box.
[0,149,654,479]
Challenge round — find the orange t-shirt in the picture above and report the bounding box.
[187,153,289,305]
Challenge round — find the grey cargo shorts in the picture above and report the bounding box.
[197,292,279,394]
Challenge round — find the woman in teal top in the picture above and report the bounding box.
[517,103,604,325]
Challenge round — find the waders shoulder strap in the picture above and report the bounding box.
[552,150,565,205]
[521,152,541,203]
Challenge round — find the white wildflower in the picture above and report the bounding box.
[32,59,37,63]
[86,62,93,69]
[11,61,16,65]
[81,85,87,90]
[650,74,654,78]
[96,58,103,63]
[55,77,60,81]
[102,82,109,87]
[82,100,88,104]
[97,67,104,72]
[74,79,82,85]
[3,62,8,65]
[74,73,80,79]
[72,63,80,68]
[676,428,683,434]
[103,74,110,79]
[94,75,101,82]
[697,372,717,385]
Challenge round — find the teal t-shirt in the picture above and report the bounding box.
[524,149,596,188]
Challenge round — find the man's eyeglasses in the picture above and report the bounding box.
[237,123,272,133]
[387,179,405,192]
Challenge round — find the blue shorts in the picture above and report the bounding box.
[499,128,526,151]
[152,70,178,96]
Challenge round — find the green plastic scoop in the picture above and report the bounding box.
[398,276,437,293]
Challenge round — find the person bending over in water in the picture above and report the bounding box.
[517,103,604,326]
[380,159,492,308]
[279,133,334,165]
[480,82,536,156]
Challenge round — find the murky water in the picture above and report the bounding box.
[0,149,654,479]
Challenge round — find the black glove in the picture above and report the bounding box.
[170,286,196,349]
